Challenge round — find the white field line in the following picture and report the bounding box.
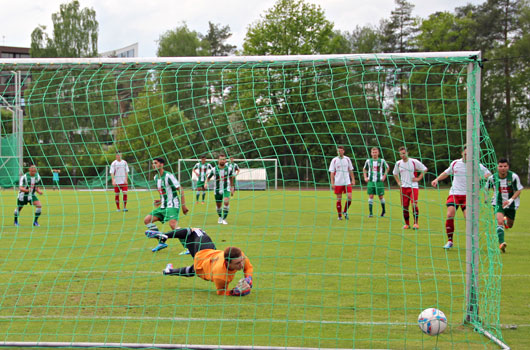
[0,315,528,329]
[0,270,528,278]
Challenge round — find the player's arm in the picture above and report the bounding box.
[330,172,335,189]
[413,162,428,182]
[349,170,356,186]
[362,162,369,183]
[431,172,449,187]
[503,176,524,208]
[179,186,189,214]
[382,161,389,181]
[125,162,129,185]
[110,163,116,186]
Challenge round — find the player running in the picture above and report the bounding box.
[431,146,491,249]
[487,158,523,253]
[193,155,213,204]
[207,154,234,224]
[110,152,129,212]
[329,146,356,220]
[393,146,428,229]
[157,227,253,296]
[143,158,189,252]
[14,165,44,227]
[363,147,389,217]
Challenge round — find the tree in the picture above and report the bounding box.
[381,0,418,52]
[202,22,236,56]
[157,23,209,57]
[30,0,98,58]
[345,25,384,53]
[243,0,341,55]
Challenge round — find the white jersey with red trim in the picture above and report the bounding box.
[393,158,427,189]
[110,160,129,185]
[329,156,354,186]
[443,159,491,195]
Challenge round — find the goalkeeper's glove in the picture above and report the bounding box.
[244,276,253,288]
[229,277,252,296]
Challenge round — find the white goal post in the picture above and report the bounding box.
[177,158,278,190]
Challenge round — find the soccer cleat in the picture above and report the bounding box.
[343,213,349,220]
[217,217,223,224]
[413,224,419,230]
[368,214,373,218]
[403,225,410,229]
[116,209,121,212]
[338,216,343,221]
[443,241,454,249]
[152,243,168,252]
[222,219,228,225]
[179,249,190,256]
[201,201,205,204]
[145,229,160,238]
[499,242,507,253]
[380,212,386,217]
[33,222,40,227]
[123,208,128,212]
[14,221,19,227]
[163,263,173,275]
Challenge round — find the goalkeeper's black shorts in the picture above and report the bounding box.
[185,228,216,257]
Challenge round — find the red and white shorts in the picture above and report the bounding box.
[446,194,466,210]
[334,185,352,195]
[114,184,128,193]
[400,187,419,208]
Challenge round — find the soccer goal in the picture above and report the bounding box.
[0,52,507,349]
[178,158,278,190]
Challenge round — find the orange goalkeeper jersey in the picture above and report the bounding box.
[194,249,253,295]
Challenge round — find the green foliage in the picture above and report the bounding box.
[203,22,237,56]
[381,0,419,52]
[30,0,98,58]
[157,23,209,57]
[243,0,339,55]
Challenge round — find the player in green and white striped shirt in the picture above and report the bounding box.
[228,157,240,197]
[363,147,389,217]
[14,165,44,227]
[207,154,234,224]
[193,155,213,203]
[143,158,189,252]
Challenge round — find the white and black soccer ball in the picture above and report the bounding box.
[418,308,447,336]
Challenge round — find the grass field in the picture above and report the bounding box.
[0,187,528,349]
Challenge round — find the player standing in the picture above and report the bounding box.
[109,152,129,212]
[207,154,234,224]
[193,156,213,204]
[228,156,240,197]
[363,147,389,217]
[431,146,491,249]
[487,158,523,253]
[14,165,44,227]
[52,169,60,190]
[329,146,356,220]
[143,158,189,252]
[160,227,253,296]
[393,146,428,229]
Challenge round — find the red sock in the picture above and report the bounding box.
[115,195,120,209]
[123,194,128,209]
[446,218,454,242]
[403,208,410,225]
[413,207,419,224]
[344,200,352,213]
[336,200,342,217]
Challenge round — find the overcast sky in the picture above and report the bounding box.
[1,0,485,57]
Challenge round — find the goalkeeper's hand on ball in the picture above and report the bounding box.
[230,276,253,296]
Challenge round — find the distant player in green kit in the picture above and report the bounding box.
[143,158,189,252]
[14,165,44,227]
[487,158,523,253]
[193,155,213,203]
[207,154,234,225]
[363,147,389,217]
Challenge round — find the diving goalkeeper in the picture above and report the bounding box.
[149,227,254,296]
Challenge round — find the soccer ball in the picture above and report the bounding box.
[418,308,447,336]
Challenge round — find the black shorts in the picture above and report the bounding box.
[183,228,216,257]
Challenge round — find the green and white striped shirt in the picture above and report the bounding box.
[487,171,524,209]
[154,171,181,209]
[363,158,389,182]
[18,172,42,201]
[208,165,234,194]
[193,162,213,182]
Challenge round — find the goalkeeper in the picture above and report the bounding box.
[154,227,254,296]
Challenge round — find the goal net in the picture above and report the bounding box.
[0,53,505,349]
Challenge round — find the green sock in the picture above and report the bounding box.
[496,225,505,244]
[223,205,229,219]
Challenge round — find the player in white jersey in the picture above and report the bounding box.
[392,146,428,229]
[14,165,44,227]
[486,158,524,253]
[363,147,389,217]
[109,152,129,212]
[143,158,189,252]
[431,146,491,249]
[329,146,356,220]
[193,155,213,203]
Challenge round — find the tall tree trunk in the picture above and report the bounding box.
[503,0,512,161]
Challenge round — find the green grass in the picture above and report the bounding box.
[0,188,528,349]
